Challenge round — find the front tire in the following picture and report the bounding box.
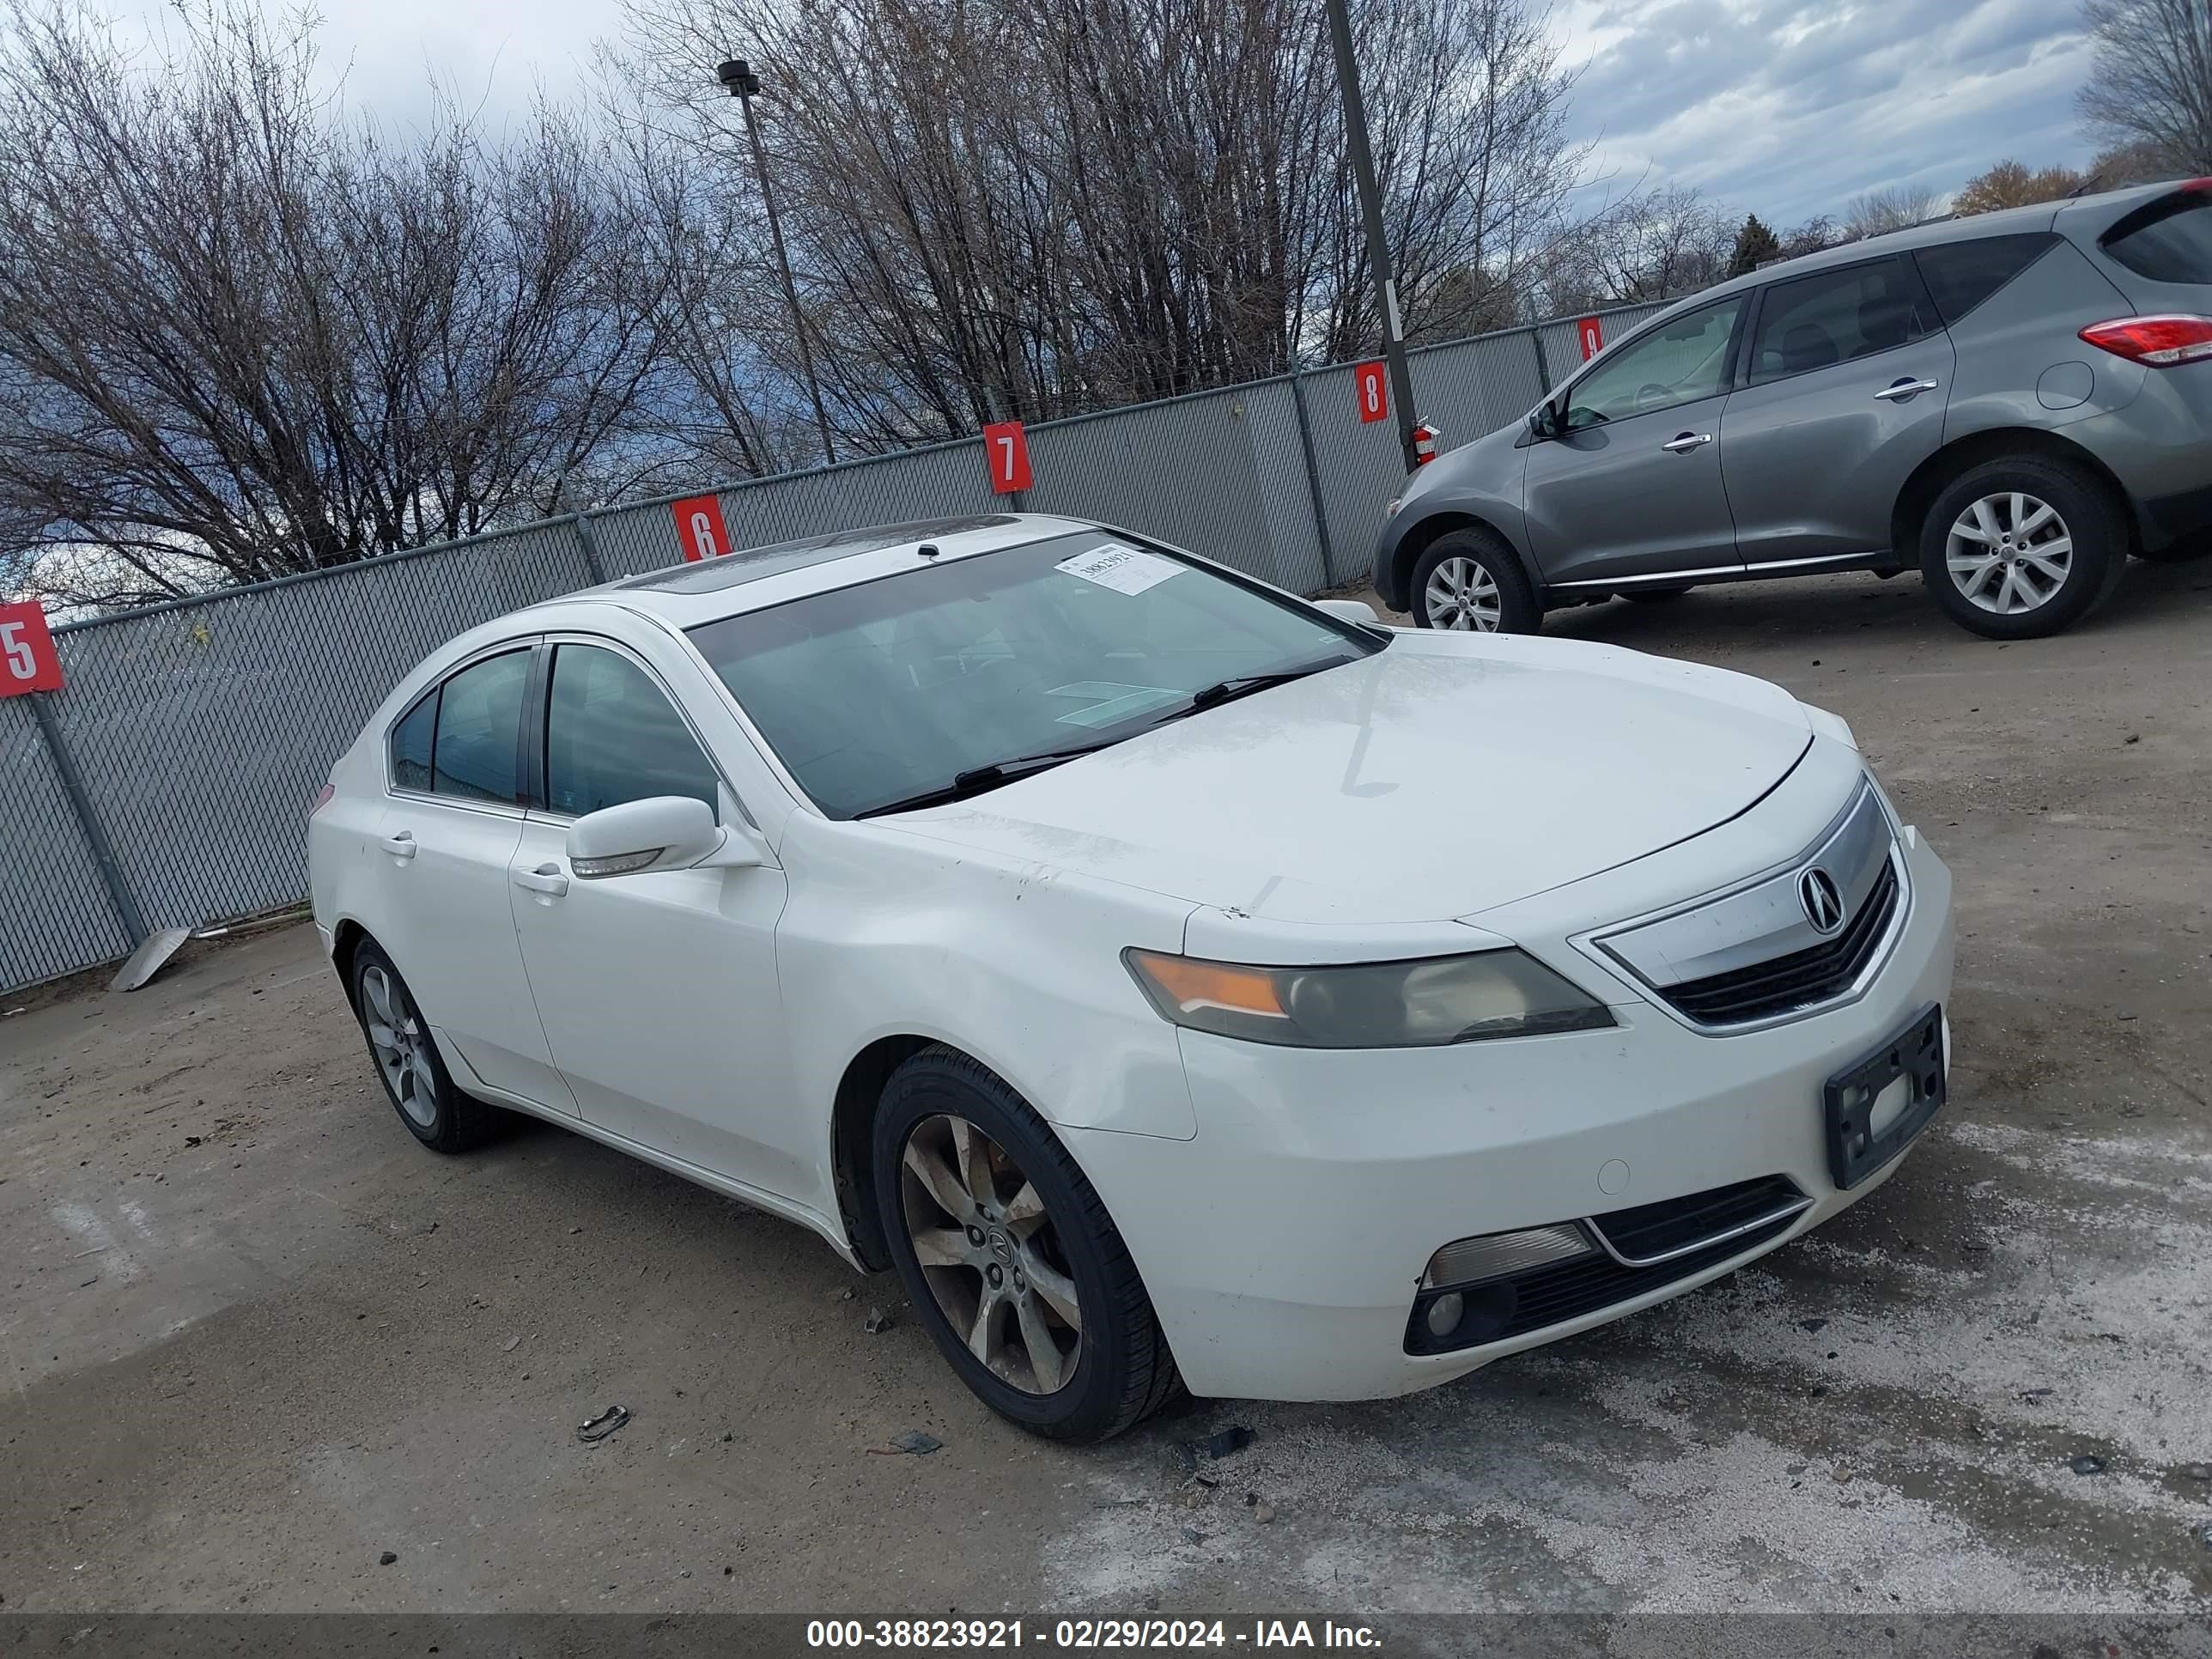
[1410,529,1541,634]
[871,1047,1180,1443]
[350,942,500,1153]
[1919,459,2124,639]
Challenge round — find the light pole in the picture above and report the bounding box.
[716,58,838,467]
[1321,0,1418,474]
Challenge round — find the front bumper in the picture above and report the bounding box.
[1066,830,1954,1401]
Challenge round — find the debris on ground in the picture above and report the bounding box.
[501,1334,521,1353]
[1180,1527,1204,1546]
[1797,1317,1827,1333]
[864,1306,895,1334]
[871,1430,942,1456]
[2182,1463,2212,1483]
[576,1405,630,1444]
[378,1552,398,1566]
[2070,1454,2108,1475]
[1188,1425,1254,1462]
[1253,1504,1276,1524]
[834,1285,856,1302]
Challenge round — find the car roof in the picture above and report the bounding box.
[519,511,1108,632]
[1600,179,2187,350]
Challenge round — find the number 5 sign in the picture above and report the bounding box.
[0,601,63,695]
[982,420,1032,495]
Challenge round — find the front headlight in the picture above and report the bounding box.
[1122,947,1614,1048]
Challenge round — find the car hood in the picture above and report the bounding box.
[883,630,1813,927]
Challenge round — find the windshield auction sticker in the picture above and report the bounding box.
[1055,542,1182,596]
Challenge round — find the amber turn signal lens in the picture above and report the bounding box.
[1124,950,1288,1019]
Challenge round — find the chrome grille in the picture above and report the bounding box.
[1664,860,1901,1025]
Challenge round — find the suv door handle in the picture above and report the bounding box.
[1661,432,1712,453]
[1875,378,1940,401]
[513,863,569,897]
[379,830,416,860]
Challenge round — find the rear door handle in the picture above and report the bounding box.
[512,862,569,897]
[1661,432,1712,453]
[1875,378,1940,401]
[379,830,416,860]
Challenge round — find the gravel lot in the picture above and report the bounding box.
[3,562,2209,1617]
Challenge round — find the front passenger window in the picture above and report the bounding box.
[544,644,720,818]
[1561,296,1746,430]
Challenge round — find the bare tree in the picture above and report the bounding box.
[2080,0,2212,176]
[1953,159,2087,216]
[1535,181,1734,309]
[0,0,684,606]
[1840,182,1943,240]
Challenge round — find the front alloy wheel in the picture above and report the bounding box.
[870,1046,1180,1441]
[1424,556,1502,631]
[1946,492,2071,616]
[900,1115,1082,1394]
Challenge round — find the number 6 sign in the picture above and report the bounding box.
[981,420,1032,495]
[0,601,63,696]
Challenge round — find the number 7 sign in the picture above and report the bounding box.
[982,420,1032,495]
[0,601,63,695]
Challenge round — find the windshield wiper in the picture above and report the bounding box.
[1160,653,1358,722]
[854,740,1121,818]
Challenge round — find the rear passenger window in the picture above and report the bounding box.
[544,644,720,818]
[389,693,435,792]
[431,649,530,805]
[2100,193,2212,284]
[1747,258,1935,385]
[1913,234,2058,325]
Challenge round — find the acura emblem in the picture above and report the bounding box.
[1800,867,1845,935]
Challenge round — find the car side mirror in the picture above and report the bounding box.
[1526,404,1558,442]
[1313,597,1380,625]
[566,795,763,879]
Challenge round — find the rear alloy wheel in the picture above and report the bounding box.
[1919,458,2124,639]
[872,1046,1179,1441]
[1409,528,1540,634]
[349,941,500,1153]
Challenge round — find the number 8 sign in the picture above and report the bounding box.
[0,601,63,696]
[1354,362,1388,423]
[981,420,1032,495]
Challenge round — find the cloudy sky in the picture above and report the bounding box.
[103,0,2100,230]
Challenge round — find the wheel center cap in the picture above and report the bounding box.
[986,1229,1013,1264]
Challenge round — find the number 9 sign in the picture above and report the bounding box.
[0,601,63,696]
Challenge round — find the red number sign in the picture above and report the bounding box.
[671,493,734,562]
[1577,317,1606,361]
[0,601,63,696]
[1354,362,1388,423]
[983,421,1032,495]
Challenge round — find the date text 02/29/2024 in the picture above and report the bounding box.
[804,1619,1384,1649]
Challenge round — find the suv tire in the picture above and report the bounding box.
[1919,458,2125,640]
[1410,529,1541,634]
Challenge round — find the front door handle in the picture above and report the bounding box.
[1875,378,1940,401]
[512,863,569,898]
[1661,432,1712,453]
[379,830,416,860]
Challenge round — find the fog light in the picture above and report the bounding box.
[1425,1291,1465,1338]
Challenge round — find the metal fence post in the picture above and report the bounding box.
[1529,325,1553,395]
[571,512,609,585]
[1285,361,1339,586]
[27,690,147,946]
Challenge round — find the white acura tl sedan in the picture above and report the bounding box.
[309,513,1954,1441]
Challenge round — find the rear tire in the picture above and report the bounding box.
[1918,458,2124,639]
[872,1046,1181,1443]
[349,942,501,1153]
[1410,529,1541,634]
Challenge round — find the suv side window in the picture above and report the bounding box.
[544,643,720,818]
[1561,296,1746,429]
[430,648,532,805]
[1913,234,2058,324]
[1747,258,1934,385]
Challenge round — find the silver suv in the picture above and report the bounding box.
[1373,179,2212,640]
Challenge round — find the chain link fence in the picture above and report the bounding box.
[1,300,1665,994]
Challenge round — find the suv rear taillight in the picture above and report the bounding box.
[2078,314,2212,366]
[310,783,335,816]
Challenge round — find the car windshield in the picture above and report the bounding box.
[686,533,1376,819]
